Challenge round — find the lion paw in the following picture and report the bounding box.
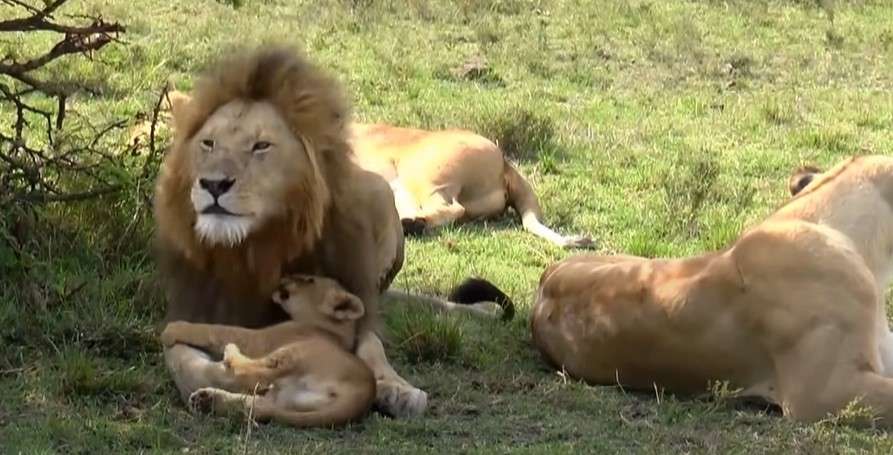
[560,235,595,250]
[401,218,427,237]
[375,379,428,418]
[160,322,187,347]
[188,387,219,415]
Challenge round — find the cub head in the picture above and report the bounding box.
[154,47,352,269]
[788,165,822,196]
[272,274,364,346]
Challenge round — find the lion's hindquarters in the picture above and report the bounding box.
[768,320,893,425]
[163,322,268,357]
[531,254,769,393]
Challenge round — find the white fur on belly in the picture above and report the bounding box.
[194,214,256,246]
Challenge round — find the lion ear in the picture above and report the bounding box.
[789,166,821,196]
[165,90,193,132]
[323,290,365,321]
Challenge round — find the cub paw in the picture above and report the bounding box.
[222,343,241,368]
[188,388,218,414]
[401,218,427,237]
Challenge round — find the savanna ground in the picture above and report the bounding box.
[2,0,893,453]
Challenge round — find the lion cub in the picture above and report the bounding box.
[160,274,375,428]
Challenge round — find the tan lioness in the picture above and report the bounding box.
[529,155,893,426]
[160,274,375,428]
[348,123,593,249]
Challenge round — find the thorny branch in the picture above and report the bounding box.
[0,0,128,207]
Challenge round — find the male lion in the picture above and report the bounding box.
[154,47,430,417]
[527,155,893,426]
[160,274,375,428]
[348,123,593,249]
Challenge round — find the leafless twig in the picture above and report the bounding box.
[0,0,128,208]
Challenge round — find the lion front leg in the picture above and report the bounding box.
[356,331,428,418]
[161,322,258,357]
[163,324,263,404]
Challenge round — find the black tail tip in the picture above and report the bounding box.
[448,277,515,322]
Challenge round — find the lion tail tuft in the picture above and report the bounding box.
[448,277,515,322]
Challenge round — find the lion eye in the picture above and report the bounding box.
[200,139,214,150]
[253,141,271,153]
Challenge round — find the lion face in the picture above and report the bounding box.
[186,100,313,246]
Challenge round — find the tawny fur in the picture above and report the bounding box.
[531,155,893,427]
[347,123,593,249]
[788,165,822,197]
[154,47,347,302]
[154,46,428,418]
[161,275,375,428]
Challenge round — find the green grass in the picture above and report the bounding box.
[4,0,893,452]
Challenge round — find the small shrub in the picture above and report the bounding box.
[215,0,244,8]
[659,150,721,239]
[387,309,464,364]
[475,108,557,162]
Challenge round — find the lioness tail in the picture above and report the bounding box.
[503,159,591,248]
[503,159,545,229]
[448,277,515,322]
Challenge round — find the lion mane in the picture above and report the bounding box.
[154,47,360,326]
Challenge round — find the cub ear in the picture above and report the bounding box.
[789,165,822,196]
[323,290,365,321]
[165,90,193,131]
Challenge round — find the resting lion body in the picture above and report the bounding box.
[154,47,426,418]
[160,275,375,428]
[348,123,592,248]
[531,155,893,425]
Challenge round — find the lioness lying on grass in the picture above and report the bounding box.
[161,274,375,428]
[529,155,893,427]
[348,122,593,249]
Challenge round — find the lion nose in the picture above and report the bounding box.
[199,178,235,198]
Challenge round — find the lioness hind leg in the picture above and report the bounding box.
[839,373,893,427]
[389,178,421,220]
[459,189,507,219]
[773,322,893,426]
[408,189,466,229]
[414,200,465,228]
[398,188,465,232]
